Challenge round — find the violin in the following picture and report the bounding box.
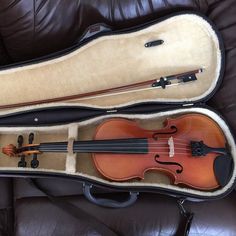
[2,114,228,190]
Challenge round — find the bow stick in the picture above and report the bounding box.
[0,68,203,109]
[71,68,203,100]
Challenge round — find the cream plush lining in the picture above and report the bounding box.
[0,107,235,198]
[0,13,221,108]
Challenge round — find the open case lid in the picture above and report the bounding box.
[0,11,224,116]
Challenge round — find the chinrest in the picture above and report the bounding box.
[214,155,234,187]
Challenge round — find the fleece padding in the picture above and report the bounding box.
[0,13,221,109]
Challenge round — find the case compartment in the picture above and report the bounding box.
[0,107,235,199]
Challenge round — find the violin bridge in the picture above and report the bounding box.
[168,136,175,158]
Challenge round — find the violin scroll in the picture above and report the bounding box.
[2,134,41,169]
[2,144,18,157]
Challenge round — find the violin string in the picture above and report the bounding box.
[42,136,194,144]
[37,145,192,154]
[153,137,191,141]
[38,141,192,147]
[86,152,192,155]
[38,147,193,154]
[39,146,191,150]
[38,144,192,149]
[18,145,204,155]
[40,147,192,152]
[143,137,194,143]
[20,138,203,154]
[37,143,191,148]
[39,150,192,155]
[19,138,195,153]
[37,142,193,149]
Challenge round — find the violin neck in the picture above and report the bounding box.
[38,138,148,154]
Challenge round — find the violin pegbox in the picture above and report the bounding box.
[3,133,40,169]
[28,133,39,169]
[17,135,27,168]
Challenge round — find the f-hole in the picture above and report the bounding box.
[154,154,183,174]
[153,125,178,140]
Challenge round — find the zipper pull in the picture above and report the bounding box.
[176,198,194,236]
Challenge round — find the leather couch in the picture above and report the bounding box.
[0,1,236,235]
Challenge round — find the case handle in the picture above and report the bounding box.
[83,183,139,208]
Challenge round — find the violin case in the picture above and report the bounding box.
[0,11,235,210]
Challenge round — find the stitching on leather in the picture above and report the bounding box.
[116,0,126,21]
[0,0,21,14]
[148,0,155,13]
[36,0,47,15]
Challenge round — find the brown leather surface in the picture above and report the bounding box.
[11,177,236,236]
[13,178,236,236]
[0,1,236,236]
[0,36,10,65]
[0,179,13,236]
[0,0,208,62]
[207,0,236,136]
[13,178,84,199]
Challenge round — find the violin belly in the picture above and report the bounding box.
[92,115,227,190]
[93,153,157,181]
[93,152,219,190]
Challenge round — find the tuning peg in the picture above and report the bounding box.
[18,159,27,168]
[28,134,40,168]
[28,133,34,144]
[31,154,39,169]
[17,135,24,147]
[17,135,27,168]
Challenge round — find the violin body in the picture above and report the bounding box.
[93,114,226,190]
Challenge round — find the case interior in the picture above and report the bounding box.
[0,13,234,198]
[0,107,235,198]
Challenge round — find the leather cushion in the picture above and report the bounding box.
[0,36,10,65]
[0,178,13,236]
[14,191,236,236]
[0,0,208,62]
